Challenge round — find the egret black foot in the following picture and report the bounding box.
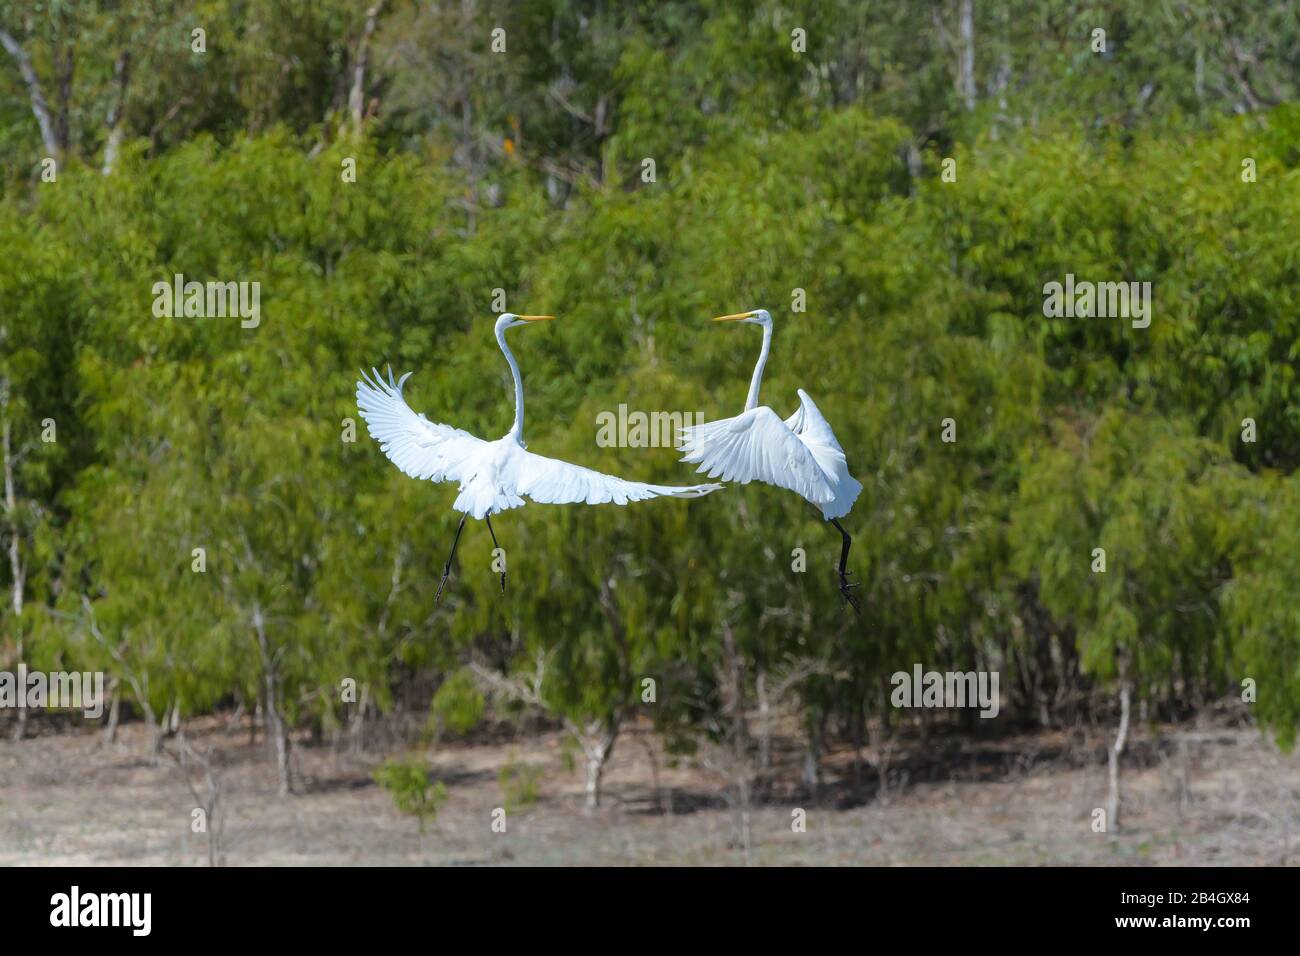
[437,515,468,607]
[484,513,506,596]
[838,571,861,614]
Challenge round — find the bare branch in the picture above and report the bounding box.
[0,29,60,157]
[102,51,131,175]
[467,656,544,708]
[349,2,386,135]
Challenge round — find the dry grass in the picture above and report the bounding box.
[1,709,1296,866]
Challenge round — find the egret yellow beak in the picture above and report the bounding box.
[517,315,555,322]
[712,310,756,322]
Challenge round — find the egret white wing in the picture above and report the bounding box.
[513,448,722,506]
[784,389,862,519]
[784,388,850,476]
[679,405,836,505]
[356,367,486,484]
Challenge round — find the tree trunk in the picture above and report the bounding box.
[162,699,180,737]
[640,732,668,815]
[206,771,221,867]
[720,622,753,863]
[580,720,617,811]
[265,678,291,797]
[756,669,771,771]
[101,51,130,174]
[12,694,26,740]
[584,749,603,810]
[801,738,819,792]
[253,605,291,796]
[227,692,245,735]
[0,30,61,157]
[1106,680,1132,832]
[53,42,73,156]
[1175,731,1190,822]
[958,0,976,111]
[147,703,164,757]
[850,699,865,785]
[348,2,385,135]
[802,712,824,799]
[3,410,28,742]
[736,770,753,866]
[102,678,121,745]
[349,683,369,755]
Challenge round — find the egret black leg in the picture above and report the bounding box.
[830,517,860,614]
[435,515,467,605]
[485,513,506,594]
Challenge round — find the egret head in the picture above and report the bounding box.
[496,312,556,331]
[711,308,771,327]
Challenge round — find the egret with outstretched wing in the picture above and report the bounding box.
[358,313,722,602]
[679,309,863,610]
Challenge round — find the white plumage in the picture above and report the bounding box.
[679,308,862,608]
[356,313,721,600]
[357,367,719,519]
[679,390,861,519]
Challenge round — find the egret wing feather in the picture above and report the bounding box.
[787,388,848,472]
[787,389,862,519]
[514,448,722,506]
[356,367,486,484]
[679,405,836,506]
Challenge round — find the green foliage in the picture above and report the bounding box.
[498,750,542,815]
[431,670,487,736]
[373,758,449,833]
[2,2,1299,769]
[1223,472,1300,749]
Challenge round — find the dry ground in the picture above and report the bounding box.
[1,709,1296,866]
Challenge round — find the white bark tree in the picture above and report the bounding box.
[169,732,226,866]
[958,0,976,111]
[1106,678,1132,832]
[101,51,130,174]
[0,28,62,157]
[1,399,27,741]
[348,2,386,136]
[468,654,623,811]
[696,622,830,865]
[252,602,292,797]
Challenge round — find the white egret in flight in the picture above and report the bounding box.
[357,313,722,602]
[679,309,863,610]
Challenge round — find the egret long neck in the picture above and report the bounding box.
[497,325,526,441]
[744,322,772,411]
